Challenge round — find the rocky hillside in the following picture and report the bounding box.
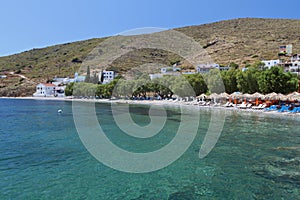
[176,18,300,65]
[0,18,299,96]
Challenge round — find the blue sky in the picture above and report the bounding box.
[0,0,299,56]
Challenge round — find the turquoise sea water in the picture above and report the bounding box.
[0,99,299,199]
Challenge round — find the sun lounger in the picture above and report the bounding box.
[252,104,265,109]
[237,102,247,109]
[198,101,206,106]
[223,102,230,107]
[287,107,300,113]
[224,102,234,107]
[265,105,278,111]
[278,105,290,112]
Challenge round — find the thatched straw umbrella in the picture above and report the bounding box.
[216,92,229,103]
[230,92,243,104]
[251,92,265,105]
[219,92,230,98]
[208,93,219,103]
[251,92,265,99]
[197,94,207,101]
[264,92,278,100]
[287,92,300,101]
[241,93,251,104]
[230,92,243,99]
[276,93,288,101]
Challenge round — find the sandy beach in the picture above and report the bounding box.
[2,96,300,120]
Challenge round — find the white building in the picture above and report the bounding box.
[149,73,164,80]
[54,86,66,97]
[161,66,181,73]
[285,61,300,75]
[196,63,220,73]
[33,83,56,97]
[291,54,300,62]
[278,54,300,75]
[74,72,85,82]
[100,70,115,84]
[217,66,230,71]
[262,59,280,69]
[182,71,196,75]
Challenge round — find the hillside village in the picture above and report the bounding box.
[29,45,300,98]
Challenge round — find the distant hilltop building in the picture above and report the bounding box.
[278,44,293,56]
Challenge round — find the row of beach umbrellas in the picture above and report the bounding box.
[197,92,300,101]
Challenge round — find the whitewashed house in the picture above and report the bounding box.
[291,54,300,62]
[278,54,300,75]
[100,71,115,84]
[149,73,164,80]
[196,63,220,73]
[33,83,56,97]
[161,66,181,73]
[284,61,300,75]
[262,59,280,69]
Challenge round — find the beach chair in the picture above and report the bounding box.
[237,102,247,109]
[225,103,234,107]
[223,102,230,107]
[252,104,261,109]
[265,105,277,111]
[278,105,290,112]
[198,101,206,106]
[252,104,263,109]
[288,107,300,113]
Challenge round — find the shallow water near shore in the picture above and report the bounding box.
[0,99,299,199]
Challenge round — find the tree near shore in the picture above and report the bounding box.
[64,65,299,98]
[258,66,298,94]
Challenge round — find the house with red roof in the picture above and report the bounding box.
[33,83,56,97]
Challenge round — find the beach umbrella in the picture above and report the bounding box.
[242,93,252,99]
[208,93,219,99]
[265,92,278,100]
[230,92,243,99]
[251,92,264,99]
[287,92,300,101]
[208,93,219,103]
[277,93,288,101]
[241,93,252,103]
[251,92,264,105]
[197,93,207,101]
[230,92,243,104]
[219,92,230,98]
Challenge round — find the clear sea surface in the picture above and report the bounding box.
[0,99,299,200]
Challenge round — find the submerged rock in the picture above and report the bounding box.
[253,157,300,186]
[168,189,196,200]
